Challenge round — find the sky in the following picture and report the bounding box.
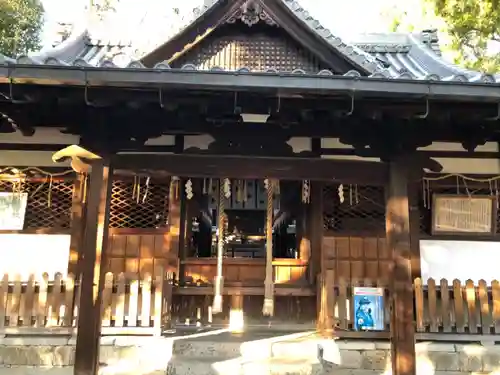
[39,0,432,48]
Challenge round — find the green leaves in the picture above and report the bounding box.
[428,0,500,72]
[93,0,119,20]
[0,0,44,56]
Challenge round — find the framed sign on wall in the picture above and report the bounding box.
[432,194,496,235]
[0,192,28,230]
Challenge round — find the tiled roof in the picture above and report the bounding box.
[1,55,497,84]
[40,0,387,74]
[349,31,484,81]
[1,0,498,83]
[279,0,385,75]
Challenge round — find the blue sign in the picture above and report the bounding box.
[353,287,385,331]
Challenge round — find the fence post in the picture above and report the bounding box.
[73,274,82,328]
[153,268,163,336]
[63,274,75,328]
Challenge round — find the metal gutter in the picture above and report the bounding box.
[0,65,499,101]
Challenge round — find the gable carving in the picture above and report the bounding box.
[171,23,327,73]
[226,0,277,27]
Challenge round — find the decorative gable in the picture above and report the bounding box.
[227,0,277,27]
[171,21,327,73]
[141,0,381,74]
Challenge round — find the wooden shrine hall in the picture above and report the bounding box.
[2,1,500,375]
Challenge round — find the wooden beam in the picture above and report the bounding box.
[113,154,387,185]
[74,159,113,375]
[386,159,416,375]
[321,148,500,160]
[173,285,315,296]
[0,143,71,151]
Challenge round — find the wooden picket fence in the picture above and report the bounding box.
[1,274,500,338]
[0,271,174,335]
[414,278,500,335]
[333,277,500,339]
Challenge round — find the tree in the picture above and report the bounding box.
[93,0,119,20]
[382,1,446,34]
[428,0,500,72]
[0,0,44,57]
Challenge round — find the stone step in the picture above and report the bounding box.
[168,356,323,375]
[240,357,322,375]
[173,340,242,358]
[172,331,317,360]
[271,338,322,360]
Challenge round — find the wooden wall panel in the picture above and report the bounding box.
[182,258,309,286]
[105,230,176,278]
[323,236,390,285]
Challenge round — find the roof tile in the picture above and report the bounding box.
[1,1,499,83]
[1,54,498,83]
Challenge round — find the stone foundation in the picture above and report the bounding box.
[330,341,500,375]
[0,334,499,375]
[0,335,172,375]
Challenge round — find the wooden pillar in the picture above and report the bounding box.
[167,178,183,284]
[409,183,422,280]
[298,202,311,266]
[74,159,113,375]
[184,180,201,257]
[386,159,416,375]
[311,182,333,335]
[262,179,276,316]
[68,173,86,275]
[213,179,226,314]
[178,180,188,283]
[309,182,322,285]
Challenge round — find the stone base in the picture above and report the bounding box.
[324,341,500,375]
[0,335,173,375]
[170,336,500,375]
[0,334,499,375]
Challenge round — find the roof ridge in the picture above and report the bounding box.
[86,1,218,51]
[31,20,89,62]
[280,0,389,76]
[407,34,484,80]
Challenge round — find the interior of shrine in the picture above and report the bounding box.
[184,179,299,259]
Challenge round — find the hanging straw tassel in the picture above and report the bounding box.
[213,179,225,314]
[132,176,138,200]
[262,179,275,316]
[136,177,141,204]
[142,177,150,203]
[47,175,53,207]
